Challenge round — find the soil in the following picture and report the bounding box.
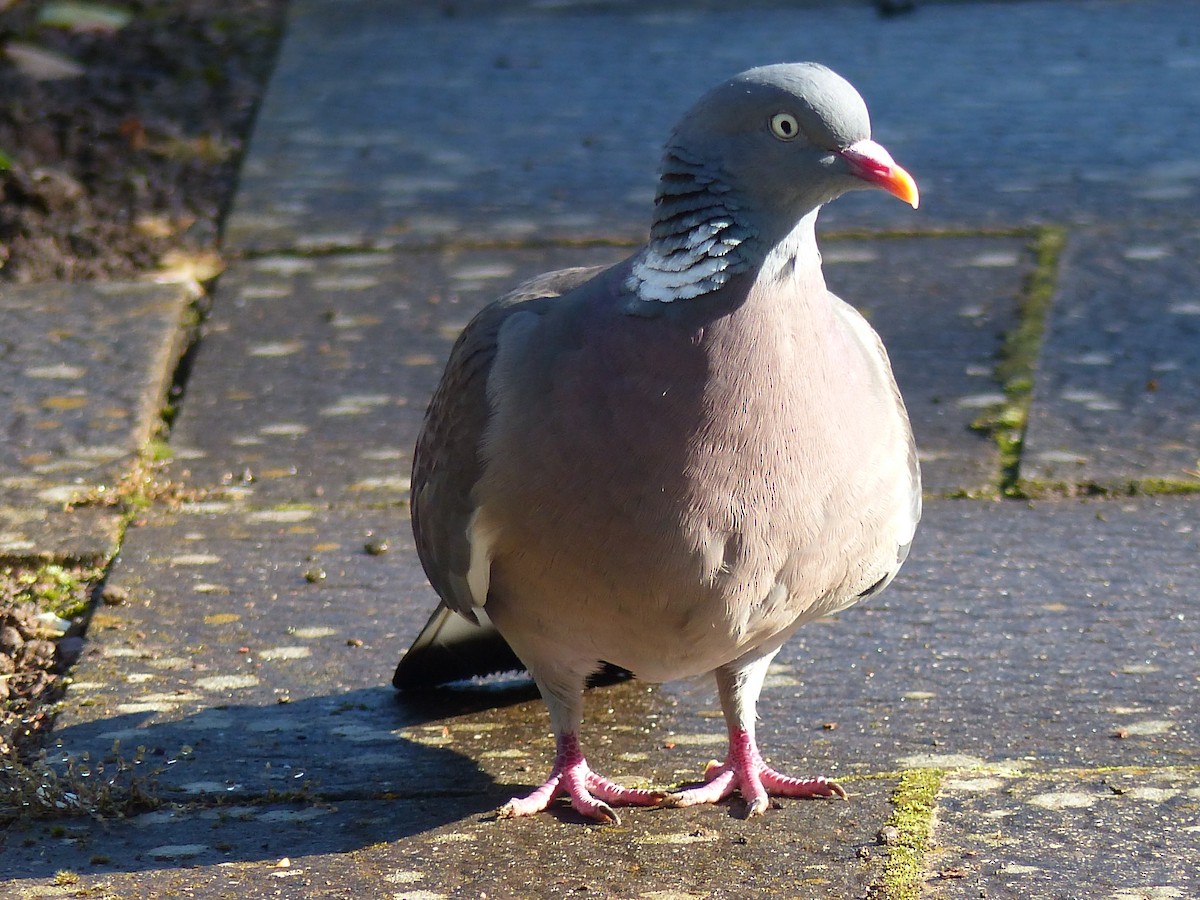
[0,0,287,760]
[0,0,286,281]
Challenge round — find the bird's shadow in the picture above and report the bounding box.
[0,681,553,879]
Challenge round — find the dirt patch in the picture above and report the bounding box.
[0,0,286,281]
[0,564,96,759]
[0,0,287,760]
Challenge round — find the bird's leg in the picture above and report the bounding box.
[498,732,664,824]
[668,652,846,816]
[497,669,664,824]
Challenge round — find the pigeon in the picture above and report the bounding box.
[394,62,921,823]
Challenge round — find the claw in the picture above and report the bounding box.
[499,732,663,824]
[668,728,845,815]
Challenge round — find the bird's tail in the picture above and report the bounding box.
[393,604,633,690]
[392,605,524,689]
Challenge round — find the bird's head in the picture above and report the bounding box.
[659,63,917,243]
[631,63,918,305]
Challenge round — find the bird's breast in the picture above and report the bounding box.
[478,280,912,679]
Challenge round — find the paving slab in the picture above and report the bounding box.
[169,245,627,504]
[227,0,1200,253]
[170,235,1024,504]
[0,281,192,560]
[1023,225,1200,488]
[0,781,893,897]
[13,497,1194,811]
[926,768,1200,900]
[3,497,1196,895]
[750,496,1199,775]
[823,235,1027,495]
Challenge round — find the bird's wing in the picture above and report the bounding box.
[829,292,922,580]
[395,266,605,689]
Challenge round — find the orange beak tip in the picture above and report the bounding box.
[840,139,920,210]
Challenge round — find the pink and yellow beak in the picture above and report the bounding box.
[838,139,920,209]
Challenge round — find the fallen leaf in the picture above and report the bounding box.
[4,42,85,81]
[119,115,147,150]
[148,248,225,294]
[39,2,132,33]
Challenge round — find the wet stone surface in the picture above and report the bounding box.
[0,281,192,559]
[169,235,1023,505]
[227,0,1200,253]
[1023,226,1200,489]
[927,768,1200,900]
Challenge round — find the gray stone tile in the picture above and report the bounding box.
[55,504,458,799]
[720,496,1200,776]
[0,783,892,897]
[926,769,1200,900]
[824,235,1028,495]
[170,236,1020,504]
[44,498,1200,806]
[0,282,192,559]
[169,245,629,504]
[1023,226,1200,488]
[0,506,122,564]
[18,494,1199,896]
[227,0,1200,253]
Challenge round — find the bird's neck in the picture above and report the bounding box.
[626,149,757,304]
[626,150,823,306]
[757,209,824,290]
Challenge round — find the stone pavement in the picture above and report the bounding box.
[2,1,1199,898]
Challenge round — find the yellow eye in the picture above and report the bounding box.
[769,112,800,141]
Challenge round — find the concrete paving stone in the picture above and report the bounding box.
[226,0,1200,254]
[0,781,893,897]
[169,244,627,505]
[0,505,122,564]
[926,768,1200,900]
[0,281,192,560]
[170,235,1021,504]
[823,234,1027,495]
[1023,225,1200,488]
[32,496,1200,813]
[50,504,480,799]
[724,495,1200,777]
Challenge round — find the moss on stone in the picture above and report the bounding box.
[969,225,1067,497]
[875,768,945,900]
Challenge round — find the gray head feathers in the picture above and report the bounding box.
[627,63,884,305]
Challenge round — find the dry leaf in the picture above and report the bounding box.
[148,249,226,295]
[39,2,132,33]
[4,42,85,81]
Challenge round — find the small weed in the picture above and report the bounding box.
[1,741,166,823]
[68,454,204,517]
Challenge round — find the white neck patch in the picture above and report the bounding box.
[627,217,750,303]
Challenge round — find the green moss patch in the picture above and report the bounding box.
[971,226,1067,496]
[874,768,945,900]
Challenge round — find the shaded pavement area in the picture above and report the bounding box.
[2,1,1199,898]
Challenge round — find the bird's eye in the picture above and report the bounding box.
[769,112,800,141]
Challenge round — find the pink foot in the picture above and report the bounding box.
[667,728,846,817]
[498,733,665,825]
